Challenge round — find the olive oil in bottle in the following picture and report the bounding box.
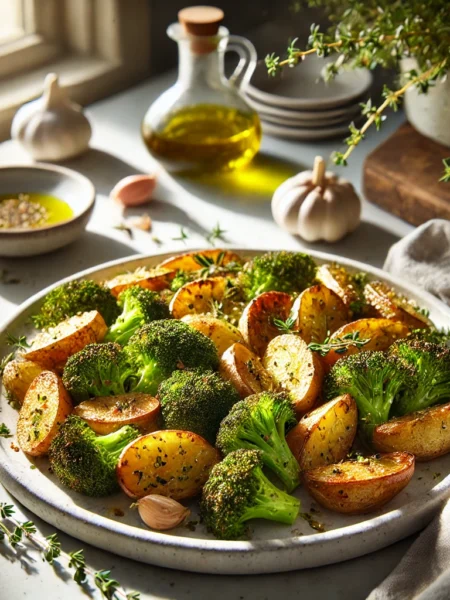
[141,7,262,174]
[142,104,261,173]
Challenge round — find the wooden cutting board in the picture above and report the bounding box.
[363,123,450,225]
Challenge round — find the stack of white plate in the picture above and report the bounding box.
[244,55,373,141]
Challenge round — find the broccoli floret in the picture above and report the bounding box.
[62,342,133,403]
[325,350,409,440]
[407,328,450,348]
[49,415,138,496]
[390,339,450,416]
[216,392,299,492]
[201,449,300,539]
[125,320,219,395]
[240,251,316,300]
[170,270,193,292]
[32,280,119,329]
[104,286,170,345]
[158,369,240,444]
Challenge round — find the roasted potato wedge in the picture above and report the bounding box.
[239,291,293,357]
[73,393,160,435]
[158,249,243,272]
[117,430,220,500]
[105,267,175,297]
[287,395,357,470]
[263,334,323,417]
[303,452,415,514]
[219,343,277,398]
[292,284,349,344]
[24,310,107,370]
[373,402,450,461]
[316,264,362,310]
[181,314,244,355]
[170,278,228,319]
[364,281,433,329]
[319,318,410,370]
[17,371,72,456]
[2,360,48,405]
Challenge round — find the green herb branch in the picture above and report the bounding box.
[308,331,370,356]
[0,503,140,600]
[266,0,450,178]
[333,60,447,167]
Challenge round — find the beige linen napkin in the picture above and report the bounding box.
[368,219,450,600]
[384,219,450,306]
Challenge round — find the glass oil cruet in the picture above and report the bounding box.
[142,5,261,173]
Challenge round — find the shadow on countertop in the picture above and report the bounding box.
[298,221,401,268]
[0,230,136,305]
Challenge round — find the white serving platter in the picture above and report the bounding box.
[1,248,450,575]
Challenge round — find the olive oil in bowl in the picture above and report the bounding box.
[143,105,261,173]
[0,193,73,230]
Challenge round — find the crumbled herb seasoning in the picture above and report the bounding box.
[300,512,325,532]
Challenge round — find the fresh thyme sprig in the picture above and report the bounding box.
[0,424,12,438]
[206,223,227,246]
[193,252,241,278]
[172,227,189,243]
[440,158,450,183]
[308,331,370,356]
[273,315,297,334]
[6,333,30,352]
[266,1,450,179]
[0,352,14,377]
[0,503,140,599]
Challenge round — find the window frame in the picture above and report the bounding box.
[0,0,151,140]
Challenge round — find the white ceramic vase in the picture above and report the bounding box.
[401,57,450,148]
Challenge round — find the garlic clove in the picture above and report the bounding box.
[110,175,157,207]
[137,494,190,530]
[127,213,152,232]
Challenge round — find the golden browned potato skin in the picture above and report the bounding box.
[105,268,175,297]
[2,360,48,405]
[373,402,450,461]
[24,310,107,371]
[303,452,415,514]
[364,281,433,329]
[170,278,228,320]
[292,284,349,344]
[239,291,293,357]
[320,319,410,371]
[158,249,242,272]
[219,343,277,398]
[181,314,243,355]
[316,264,361,309]
[287,395,357,471]
[117,430,221,500]
[73,393,160,435]
[17,371,72,456]
[263,334,323,418]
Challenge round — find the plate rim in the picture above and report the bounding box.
[2,247,450,571]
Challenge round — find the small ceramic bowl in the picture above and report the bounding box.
[0,163,95,257]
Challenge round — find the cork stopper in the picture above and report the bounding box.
[178,6,224,36]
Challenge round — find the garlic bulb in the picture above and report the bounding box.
[272,156,361,243]
[11,73,92,161]
[110,174,157,207]
[137,494,190,530]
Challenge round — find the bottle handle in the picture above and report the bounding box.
[226,35,257,90]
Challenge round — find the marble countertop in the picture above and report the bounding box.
[0,69,416,600]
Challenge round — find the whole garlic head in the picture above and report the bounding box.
[11,73,92,161]
[272,156,361,243]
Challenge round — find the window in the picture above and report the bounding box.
[0,0,151,140]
